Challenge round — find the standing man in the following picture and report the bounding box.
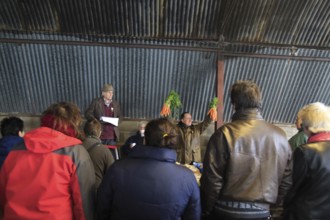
[177,112,213,164]
[85,83,122,146]
[200,80,292,220]
[288,110,308,151]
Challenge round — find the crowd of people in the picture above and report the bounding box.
[1,80,330,220]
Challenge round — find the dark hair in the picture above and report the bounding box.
[84,118,101,137]
[41,102,82,138]
[1,117,24,136]
[230,80,261,111]
[180,112,190,120]
[145,118,179,149]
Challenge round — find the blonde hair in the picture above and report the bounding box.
[300,102,330,133]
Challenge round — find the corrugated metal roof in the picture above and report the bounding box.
[1,0,329,48]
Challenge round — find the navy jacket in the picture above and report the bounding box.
[97,146,201,220]
[0,135,23,168]
[120,132,144,158]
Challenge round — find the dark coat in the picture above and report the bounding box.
[177,115,212,164]
[0,135,23,168]
[97,146,201,220]
[83,136,115,188]
[120,131,144,158]
[284,132,330,220]
[201,108,292,218]
[85,97,122,141]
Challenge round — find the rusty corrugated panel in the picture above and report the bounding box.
[0,42,217,120]
[224,56,330,123]
[1,0,329,48]
[220,0,330,47]
[0,0,221,40]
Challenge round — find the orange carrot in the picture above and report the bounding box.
[208,107,217,121]
[208,97,218,121]
[160,103,171,117]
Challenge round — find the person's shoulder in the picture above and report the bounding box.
[86,97,102,106]
[260,121,287,136]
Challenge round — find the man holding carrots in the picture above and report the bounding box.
[176,111,213,164]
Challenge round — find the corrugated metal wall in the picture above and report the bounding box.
[0,42,217,120]
[2,39,329,123]
[224,57,330,123]
[1,0,330,123]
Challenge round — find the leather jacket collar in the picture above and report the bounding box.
[232,108,263,121]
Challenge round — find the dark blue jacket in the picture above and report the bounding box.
[0,135,23,168]
[120,132,144,158]
[97,146,201,220]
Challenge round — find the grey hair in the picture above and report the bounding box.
[300,102,330,133]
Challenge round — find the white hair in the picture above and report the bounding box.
[300,102,330,133]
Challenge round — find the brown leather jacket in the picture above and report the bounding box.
[85,97,123,141]
[200,108,292,215]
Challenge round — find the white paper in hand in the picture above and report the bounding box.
[100,116,119,126]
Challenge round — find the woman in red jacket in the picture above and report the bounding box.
[0,102,96,220]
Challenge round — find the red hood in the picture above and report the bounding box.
[24,127,82,153]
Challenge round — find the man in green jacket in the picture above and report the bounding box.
[289,111,308,151]
[177,112,213,164]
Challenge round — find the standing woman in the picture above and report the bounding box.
[0,102,95,220]
[97,118,201,220]
[284,102,330,220]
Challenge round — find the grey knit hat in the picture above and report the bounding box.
[102,83,113,92]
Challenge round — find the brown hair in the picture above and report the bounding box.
[41,102,82,138]
[145,118,179,149]
[230,80,261,111]
[84,118,102,137]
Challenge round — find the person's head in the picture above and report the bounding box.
[84,118,102,138]
[138,121,147,137]
[40,102,82,138]
[1,117,24,137]
[102,83,114,101]
[145,118,179,149]
[230,80,262,111]
[180,112,192,126]
[295,109,304,131]
[299,102,330,136]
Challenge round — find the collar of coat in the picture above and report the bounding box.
[178,121,190,129]
[128,145,177,163]
[308,132,330,143]
[231,108,263,121]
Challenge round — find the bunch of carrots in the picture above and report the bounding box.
[160,90,181,117]
[160,102,171,117]
[208,97,218,121]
